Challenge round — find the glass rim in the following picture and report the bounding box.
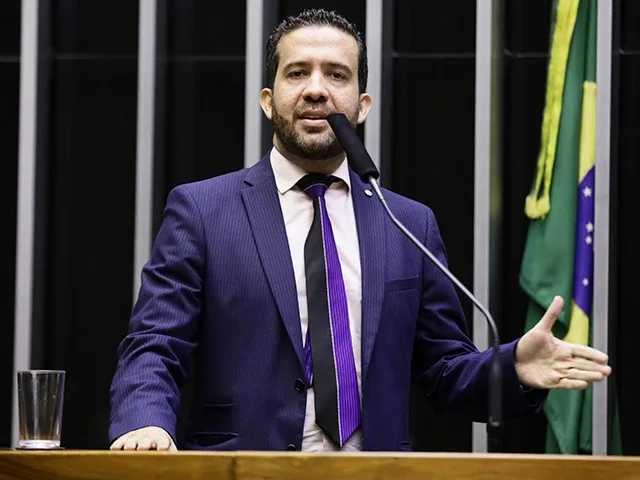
[17,370,65,374]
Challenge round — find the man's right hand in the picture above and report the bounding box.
[109,426,177,451]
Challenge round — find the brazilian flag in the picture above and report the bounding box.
[519,0,622,454]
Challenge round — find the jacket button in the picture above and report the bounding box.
[294,378,305,393]
[286,444,297,451]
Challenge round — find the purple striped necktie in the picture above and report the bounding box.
[298,173,360,447]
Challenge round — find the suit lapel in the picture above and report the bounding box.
[350,172,386,381]
[241,157,304,369]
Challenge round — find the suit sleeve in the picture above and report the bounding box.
[108,185,205,443]
[410,207,547,422]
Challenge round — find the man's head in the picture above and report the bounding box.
[259,9,372,170]
[265,9,368,95]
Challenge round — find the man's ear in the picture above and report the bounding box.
[357,93,372,125]
[260,88,274,120]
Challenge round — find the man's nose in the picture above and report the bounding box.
[302,72,328,102]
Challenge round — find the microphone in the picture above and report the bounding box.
[327,113,503,453]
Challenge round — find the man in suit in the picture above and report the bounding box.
[109,9,611,452]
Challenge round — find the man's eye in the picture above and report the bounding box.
[330,72,345,79]
[289,71,305,78]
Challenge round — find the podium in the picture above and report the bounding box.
[1,450,639,480]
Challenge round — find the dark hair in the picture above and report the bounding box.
[265,9,368,93]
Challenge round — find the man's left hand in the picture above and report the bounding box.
[515,295,611,390]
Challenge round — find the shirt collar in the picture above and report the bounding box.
[270,147,351,195]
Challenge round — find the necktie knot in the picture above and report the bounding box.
[297,174,338,200]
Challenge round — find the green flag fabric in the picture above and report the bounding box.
[519,0,622,454]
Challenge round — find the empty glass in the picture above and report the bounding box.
[17,370,66,449]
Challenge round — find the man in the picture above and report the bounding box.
[109,9,610,452]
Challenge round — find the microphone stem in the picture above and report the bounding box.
[368,177,503,452]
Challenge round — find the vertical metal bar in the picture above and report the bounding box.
[378,0,395,186]
[133,0,158,299]
[365,0,383,173]
[12,0,39,448]
[473,0,503,453]
[245,0,265,167]
[593,0,613,456]
[472,0,491,453]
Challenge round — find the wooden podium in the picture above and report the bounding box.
[1,450,639,480]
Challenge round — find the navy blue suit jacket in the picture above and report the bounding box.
[109,154,543,451]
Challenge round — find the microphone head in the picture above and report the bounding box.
[327,113,380,183]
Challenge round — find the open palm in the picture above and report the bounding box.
[514,296,611,390]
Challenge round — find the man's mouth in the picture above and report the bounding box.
[298,112,329,126]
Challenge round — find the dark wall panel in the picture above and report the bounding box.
[505,0,554,53]
[41,0,139,449]
[164,61,246,189]
[51,0,138,55]
[500,0,552,453]
[0,63,19,448]
[158,0,246,200]
[392,55,475,452]
[0,1,21,56]
[388,0,476,452]
[394,1,475,54]
[390,57,475,286]
[279,0,365,33]
[0,1,20,446]
[621,0,640,50]
[615,54,640,455]
[614,0,640,453]
[167,2,246,56]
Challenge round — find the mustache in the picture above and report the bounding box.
[295,106,333,118]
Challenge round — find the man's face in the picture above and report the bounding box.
[260,26,371,161]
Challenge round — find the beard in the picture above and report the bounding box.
[271,102,359,161]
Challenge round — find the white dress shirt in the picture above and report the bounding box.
[270,147,363,452]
